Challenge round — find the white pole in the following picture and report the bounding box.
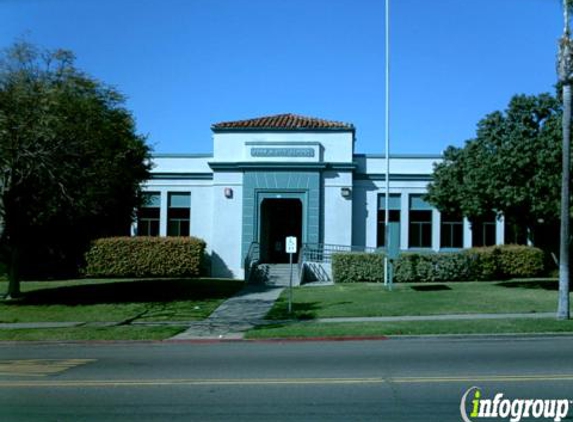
[384,0,391,287]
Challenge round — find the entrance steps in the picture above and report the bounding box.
[254,263,300,287]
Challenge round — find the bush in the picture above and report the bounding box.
[496,244,545,278]
[464,247,502,281]
[85,236,206,278]
[394,252,472,283]
[332,252,386,283]
[393,253,418,283]
[393,245,544,283]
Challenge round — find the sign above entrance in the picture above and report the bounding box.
[285,236,297,254]
[251,148,315,158]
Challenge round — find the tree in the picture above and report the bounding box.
[557,0,573,320]
[0,41,151,298]
[426,93,562,247]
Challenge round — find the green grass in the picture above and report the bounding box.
[247,318,573,339]
[0,326,185,341]
[0,278,244,323]
[266,279,562,320]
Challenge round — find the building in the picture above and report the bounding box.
[138,113,504,279]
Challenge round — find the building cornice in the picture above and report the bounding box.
[208,162,357,171]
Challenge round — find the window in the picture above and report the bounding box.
[472,214,496,247]
[409,195,432,248]
[440,212,463,248]
[409,210,432,248]
[377,194,401,248]
[138,192,160,236]
[167,192,191,237]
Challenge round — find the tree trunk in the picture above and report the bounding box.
[5,246,20,300]
[558,81,571,320]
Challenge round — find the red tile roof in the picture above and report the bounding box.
[212,113,354,131]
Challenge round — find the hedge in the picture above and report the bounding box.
[394,252,473,283]
[331,252,386,283]
[332,245,545,283]
[495,245,545,278]
[85,236,206,278]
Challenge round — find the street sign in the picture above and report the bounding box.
[285,236,297,254]
[285,236,297,314]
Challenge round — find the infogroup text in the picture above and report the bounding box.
[460,387,571,422]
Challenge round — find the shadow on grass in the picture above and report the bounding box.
[496,280,558,291]
[266,301,321,321]
[6,279,244,306]
[410,285,452,292]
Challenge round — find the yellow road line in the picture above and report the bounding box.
[1,374,573,388]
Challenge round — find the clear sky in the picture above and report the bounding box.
[1,0,563,155]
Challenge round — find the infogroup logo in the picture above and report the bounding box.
[460,387,571,422]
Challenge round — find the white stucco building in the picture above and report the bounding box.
[137,114,504,279]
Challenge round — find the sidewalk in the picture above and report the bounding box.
[169,284,284,340]
[0,311,558,334]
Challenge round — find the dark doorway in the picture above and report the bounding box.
[260,198,303,263]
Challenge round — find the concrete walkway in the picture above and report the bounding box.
[169,284,285,340]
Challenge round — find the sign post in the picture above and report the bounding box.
[285,236,297,314]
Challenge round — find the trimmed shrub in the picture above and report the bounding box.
[394,252,472,283]
[463,247,501,281]
[85,236,206,278]
[393,253,418,283]
[496,244,545,278]
[392,245,545,283]
[430,252,473,282]
[332,252,386,283]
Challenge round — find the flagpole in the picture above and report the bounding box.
[384,0,391,288]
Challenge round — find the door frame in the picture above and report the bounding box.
[255,190,308,258]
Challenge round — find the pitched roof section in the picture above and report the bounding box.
[211,113,355,132]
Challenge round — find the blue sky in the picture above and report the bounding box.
[1,0,563,155]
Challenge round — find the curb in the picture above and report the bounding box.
[2,333,573,346]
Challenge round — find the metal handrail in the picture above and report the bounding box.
[244,242,260,283]
[301,243,378,264]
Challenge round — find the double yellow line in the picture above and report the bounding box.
[1,374,573,388]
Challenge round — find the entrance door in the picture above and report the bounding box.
[260,198,303,263]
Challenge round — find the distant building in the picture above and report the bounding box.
[137,114,504,278]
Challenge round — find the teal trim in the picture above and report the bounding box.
[329,163,357,171]
[210,162,326,170]
[354,173,432,181]
[168,192,191,208]
[241,171,321,266]
[245,141,321,146]
[210,162,356,171]
[378,193,401,210]
[255,191,308,252]
[410,194,432,210]
[150,172,213,180]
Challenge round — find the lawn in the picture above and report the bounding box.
[266,279,562,321]
[0,278,244,324]
[0,326,185,341]
[247,319,573,339]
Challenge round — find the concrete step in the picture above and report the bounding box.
[255,264,300,287]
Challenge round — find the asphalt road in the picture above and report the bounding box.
[1,336,573,421]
